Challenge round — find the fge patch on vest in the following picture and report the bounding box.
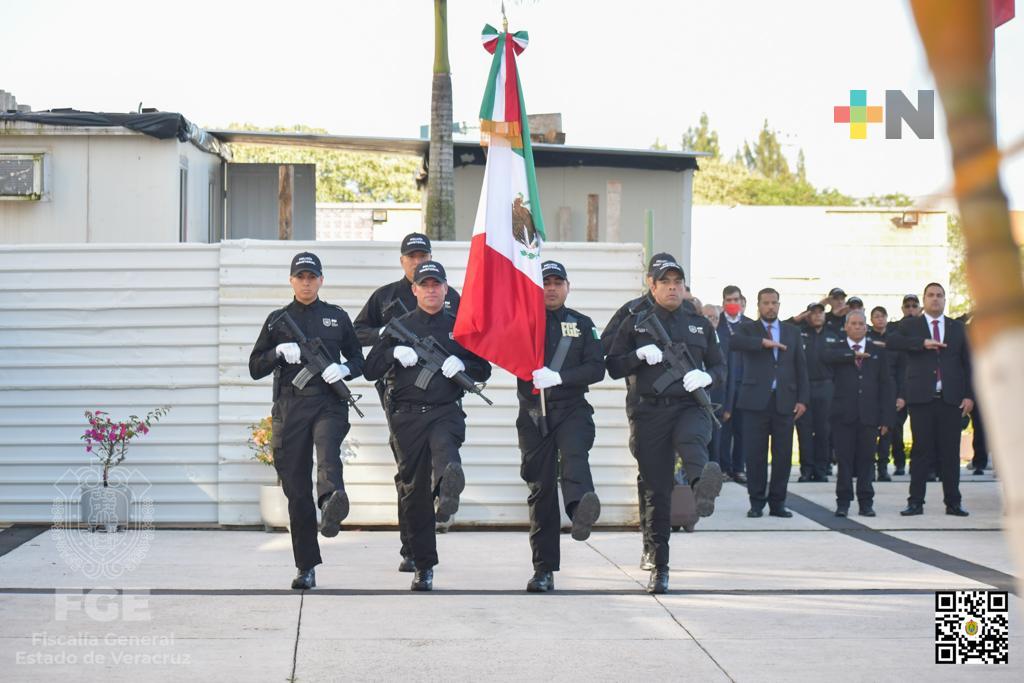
[689,324,702,334]
[322,318,339,328]
[561,322,580,338]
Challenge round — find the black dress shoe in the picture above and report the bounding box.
[859,505,876,517]
[291,568,316,590]
[526,570,554,593]
[973,469,985,476]
[876,472,892,482]
[900,504,924,516]
[946,505,970,517]
[746,507,763,518]
[811,474,829,483]
[646,566,669,594]
[319,489,350,538]
[435,462,465,523]
[410,568,433,591]
[398,556,416,573]
[797,474,811,483]
[693,461,723,517]
[640,549,655,570]
[571,492,601,541]
[893,468,905,476]
[769,508,793,518]
[732,472,747,485]
[835,506,848,518]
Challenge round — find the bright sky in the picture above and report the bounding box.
[4,0,1022,208]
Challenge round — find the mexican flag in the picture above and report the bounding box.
[453,24,546,382]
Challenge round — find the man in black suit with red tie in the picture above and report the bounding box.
[730,288,809,518]
[887,283,974,517]
[824,310,895,517]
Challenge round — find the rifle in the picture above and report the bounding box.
[631,301,721,428]
[270,311,365,418]
[381,302,493,405]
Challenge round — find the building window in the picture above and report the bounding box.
[0,153,44,201]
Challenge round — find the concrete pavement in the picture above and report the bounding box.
[0,476,1020,681]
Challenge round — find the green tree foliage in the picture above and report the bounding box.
[742,120,791,179]
[223,123,421,203]
[947,214,972,317]
[680,112,720,159]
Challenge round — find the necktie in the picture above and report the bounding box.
[932,319,942,383]
[853,343,862,369]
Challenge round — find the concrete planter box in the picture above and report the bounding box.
[259,484,289,532]
[79,483,130,532]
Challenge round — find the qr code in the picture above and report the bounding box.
[935,590,1009,664]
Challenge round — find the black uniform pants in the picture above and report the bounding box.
[625,399,652,553]
[391,402,466,569]
[718,409,746,475]
[890,407,909,470]
[272,393,350,570]
[632,399,712,568]
[797,382,833,478]
[375,381,412,560]
[517,400,596,572]
[970,406,989,471]
[743,392,794,510]
[832,421,877,506]
[908,398,963,507]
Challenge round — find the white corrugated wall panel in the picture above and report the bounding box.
[1,240,647,527]
[0,244,221,523]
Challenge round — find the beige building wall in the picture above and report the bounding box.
[690,205,949,320]
[0,124,221,243]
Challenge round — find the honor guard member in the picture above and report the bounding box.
[249,252,365,590]
[823,287,848,333]
[823,309,895,517]
[353,232,461,573]
[600,253,677,572]
[795,302,836,483]
[887,283,974,517]
[363,261,491,591]
[517,260,606,593]
[606,259,725,595]
[885,294,922,475]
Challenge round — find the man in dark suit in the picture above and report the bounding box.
[824,310,895,517]
[730,288,809,518]
[717,285,753,484]
[887,283,974,516]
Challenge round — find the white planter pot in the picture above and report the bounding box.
[259,484,290,532]
[79,483,130,533]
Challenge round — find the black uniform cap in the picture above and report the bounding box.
[806,301,825,312]
[401,232,432,255]
[290,252,322,277]
[541,260,568,280]
[412,260,447,284]
[828,287,846,298]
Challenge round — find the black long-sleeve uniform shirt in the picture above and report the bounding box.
[362,307,491,405]
[249,297,365,391]
[516,305,605,405]
[353,277,461,347]
[799,324,836,382]
[605,302,725,400]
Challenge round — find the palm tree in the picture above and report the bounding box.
[426,0,455,240]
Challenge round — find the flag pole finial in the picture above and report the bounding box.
[501,1,508,31]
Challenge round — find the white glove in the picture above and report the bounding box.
[683,368,713,392]
[321,363,347,384]
[393,345,419,368]
[275,343,301,364]
[441,355,466,378]
[636,344,663,365]
[532,367,562,389]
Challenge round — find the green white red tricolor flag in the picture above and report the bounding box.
[453,23,546,382]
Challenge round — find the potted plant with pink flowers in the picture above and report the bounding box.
[79,406,169,532]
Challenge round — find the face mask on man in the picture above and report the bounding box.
[724,302,742,317]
